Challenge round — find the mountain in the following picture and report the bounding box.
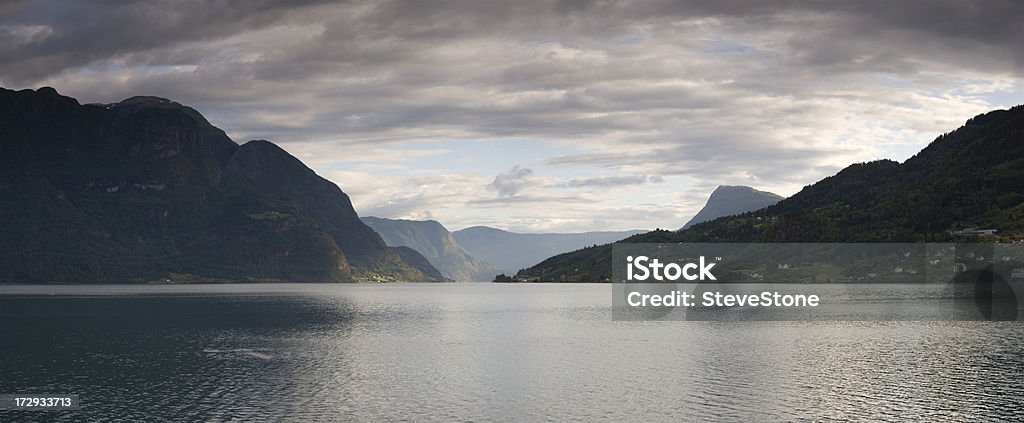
[0,87,443,283]
[361,217,501,282]
[516,105,1024,281]
[451,227,646,275]
[682,185,782,229]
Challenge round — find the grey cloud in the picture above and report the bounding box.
[547,132,866,191]
[469,194,591,207]
[2,0,1022,232]
[566,175,648,188]
[488,165,534,197]
[0,0,335,84]
[358,196,431,219]
[5,1,1022,86]
[357,189,466,219]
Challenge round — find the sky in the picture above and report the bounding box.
[2,0,1023,233]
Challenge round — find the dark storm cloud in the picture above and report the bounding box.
[4,1,1022,84]
[0,0,337,83]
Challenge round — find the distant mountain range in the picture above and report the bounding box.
[361,217,501,282]
[516,105,1024,281]
[0,87,443,283]
[451,226,646,275]
[682,185,782,229]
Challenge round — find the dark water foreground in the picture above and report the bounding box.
[1,284,1022,421]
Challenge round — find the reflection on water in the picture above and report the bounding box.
[1,284,1022,421]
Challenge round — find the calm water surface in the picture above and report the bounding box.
[1,283,1022,421]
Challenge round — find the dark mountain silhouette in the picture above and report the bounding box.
[362,217,500,282]
[516,105,1024,282]
[682,185,782,229]
[0,87,443,283]
[451,226,646,275]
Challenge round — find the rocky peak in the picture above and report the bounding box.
[108,96,212,127]
[682,185,783,229]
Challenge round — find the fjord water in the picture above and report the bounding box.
[1,284,1022,421]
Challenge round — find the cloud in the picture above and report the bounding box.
[488,165,534,197]
[470,194,591,206]
[2,0,1023,232]
[566,175,648,188]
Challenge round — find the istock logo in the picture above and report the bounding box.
[625,255,717,281]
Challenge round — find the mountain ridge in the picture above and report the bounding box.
[682,185,783,229]
[361,216,500,282]
[515,105,1024,282]
[0,87,443,283]
[451,226,646,275]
